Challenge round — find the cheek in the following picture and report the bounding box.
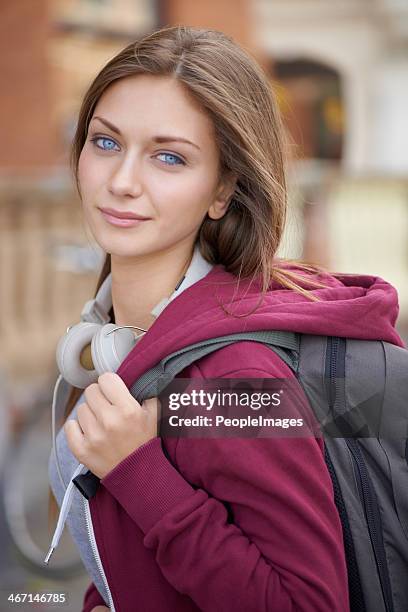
[152,170,216,222]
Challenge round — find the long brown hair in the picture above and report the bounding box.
[49,24,337,528]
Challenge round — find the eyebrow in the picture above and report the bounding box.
[90,116,201,150]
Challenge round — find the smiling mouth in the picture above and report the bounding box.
[98,207,151,220]
[99,209,151,228]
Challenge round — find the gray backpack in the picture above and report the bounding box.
[128,329,408,612]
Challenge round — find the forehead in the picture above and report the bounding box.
[93,74,216,146]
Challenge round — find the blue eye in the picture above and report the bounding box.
[90,136,120,151]
[156,152,185,166]
[89,136,185,166]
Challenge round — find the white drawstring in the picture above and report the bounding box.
[45,374,86,564]
[44,462,87,564]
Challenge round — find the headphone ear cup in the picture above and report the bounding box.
[56,322,102,389]
[91,323,138,376]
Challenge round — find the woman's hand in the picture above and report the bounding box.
[64,372,159,479]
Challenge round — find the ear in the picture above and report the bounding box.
[208,171,238,220]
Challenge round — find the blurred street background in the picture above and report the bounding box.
[0,0,408,610]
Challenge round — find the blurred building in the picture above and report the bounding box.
[254,0,408,339]
[256,0,408,175]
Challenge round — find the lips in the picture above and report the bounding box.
[99,207,151,220]
[99,208,151,229]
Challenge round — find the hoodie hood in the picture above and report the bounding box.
[118,262,405,388]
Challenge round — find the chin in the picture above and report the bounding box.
[100,234,159,259]
[86,218,136,252]
[100,239,143,258]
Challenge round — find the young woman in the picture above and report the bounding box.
[47,25,403,612]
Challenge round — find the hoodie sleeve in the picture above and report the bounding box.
[82,580,106,611]
[101,345,349,612]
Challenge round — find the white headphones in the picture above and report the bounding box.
[55,245,213,389]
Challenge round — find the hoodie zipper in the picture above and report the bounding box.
[326,336,394,612]
[83,497,116,611]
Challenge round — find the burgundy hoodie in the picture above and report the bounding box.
[82,262,404,612]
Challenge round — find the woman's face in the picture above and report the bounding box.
[77,74,235,259]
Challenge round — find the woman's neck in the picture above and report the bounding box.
[110,245,193,329]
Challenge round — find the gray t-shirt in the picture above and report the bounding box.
[48,393,109,605]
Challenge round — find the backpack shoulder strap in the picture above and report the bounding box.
[129,330,299,402]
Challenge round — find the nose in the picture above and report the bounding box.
[108,155,143,198]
